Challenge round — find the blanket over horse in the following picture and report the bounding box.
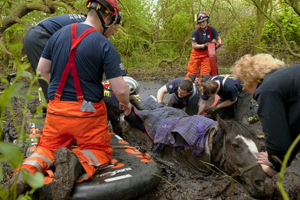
[129,96,217,155]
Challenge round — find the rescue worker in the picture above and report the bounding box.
[24,12,122,103]
[156,78,200,115]
[10,0,131,199]
[232,53,300,177]
[24,14,86,103]
[197,75,251,124]
[185,11,222,87]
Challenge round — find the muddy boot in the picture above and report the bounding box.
[52,148,84,200]
[9,171,30,197]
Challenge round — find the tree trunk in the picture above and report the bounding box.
[252,0,270,54]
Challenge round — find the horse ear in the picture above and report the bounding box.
[217,115,231,133]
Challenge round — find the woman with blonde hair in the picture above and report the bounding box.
[232,53,300,177]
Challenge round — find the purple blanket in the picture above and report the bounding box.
[154,115,216,155]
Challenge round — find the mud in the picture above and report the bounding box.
[1,79,300,200]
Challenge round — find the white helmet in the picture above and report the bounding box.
[123,76,140,94]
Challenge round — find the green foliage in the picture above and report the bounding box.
[262,6,300,60]
[0,142,23,168]
[0,62,44,199]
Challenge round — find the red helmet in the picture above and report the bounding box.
[197,11,210,23]
[86,0,119,17]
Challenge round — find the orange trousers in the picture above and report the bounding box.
[20,99,112,182]
[185,48,211,86]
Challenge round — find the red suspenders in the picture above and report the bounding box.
[55,23,97,101]
[198,26,212,42]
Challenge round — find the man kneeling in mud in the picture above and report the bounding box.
[197,75,251,124]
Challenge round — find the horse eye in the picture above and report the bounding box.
[232,143,240,149]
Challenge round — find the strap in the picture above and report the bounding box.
[211,75,229,88]
[188,84,198,101]
[55,23,97,101]
[198,26,212,42]
[208,26,212,42]
[221,75,230,87]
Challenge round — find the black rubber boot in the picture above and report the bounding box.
[9,171,30,197]
[188,74,196,83]
[52,148,84,200]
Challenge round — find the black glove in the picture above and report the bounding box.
[205,105,217,114]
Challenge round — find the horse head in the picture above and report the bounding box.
[211,116,275,198]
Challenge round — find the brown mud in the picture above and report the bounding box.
[1,66,300,200]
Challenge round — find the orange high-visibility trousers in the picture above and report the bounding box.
[20,99,112,181]
[185,48,211,86]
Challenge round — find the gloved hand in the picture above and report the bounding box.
[205,105,217,114]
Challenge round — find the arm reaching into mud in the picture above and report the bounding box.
[197,99,207,115]
[216,98,237,109]
[156,85,168,104]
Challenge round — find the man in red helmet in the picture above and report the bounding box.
[185,11,222,87]
[10,0,130,199]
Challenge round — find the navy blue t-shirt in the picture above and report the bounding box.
[42,23,125,102]
[191,26,219,45]
[37,14,86,35]
[201,76,242,101]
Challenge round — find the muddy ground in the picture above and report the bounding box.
[1,70,300,200]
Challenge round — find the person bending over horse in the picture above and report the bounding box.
[197,75,251,124]
[232,53,300,177]
[156,78,200,115]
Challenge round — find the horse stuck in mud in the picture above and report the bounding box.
[122,98,275,199]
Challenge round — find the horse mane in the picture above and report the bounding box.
[213,120,258,144]
[230,121,258,141]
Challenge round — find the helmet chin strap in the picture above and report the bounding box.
[95,10,108,34]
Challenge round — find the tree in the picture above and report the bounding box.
[0,0,83,69]
[251,0,300,58]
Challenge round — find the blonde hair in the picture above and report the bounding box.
[231,53,285,86]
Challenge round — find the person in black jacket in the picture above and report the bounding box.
[232,53,300,177]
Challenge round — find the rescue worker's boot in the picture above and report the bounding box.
[52,148,84,200]
[188,74,196,83]
[9,171,30,197]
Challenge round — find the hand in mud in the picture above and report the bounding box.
[205,105,217,114]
